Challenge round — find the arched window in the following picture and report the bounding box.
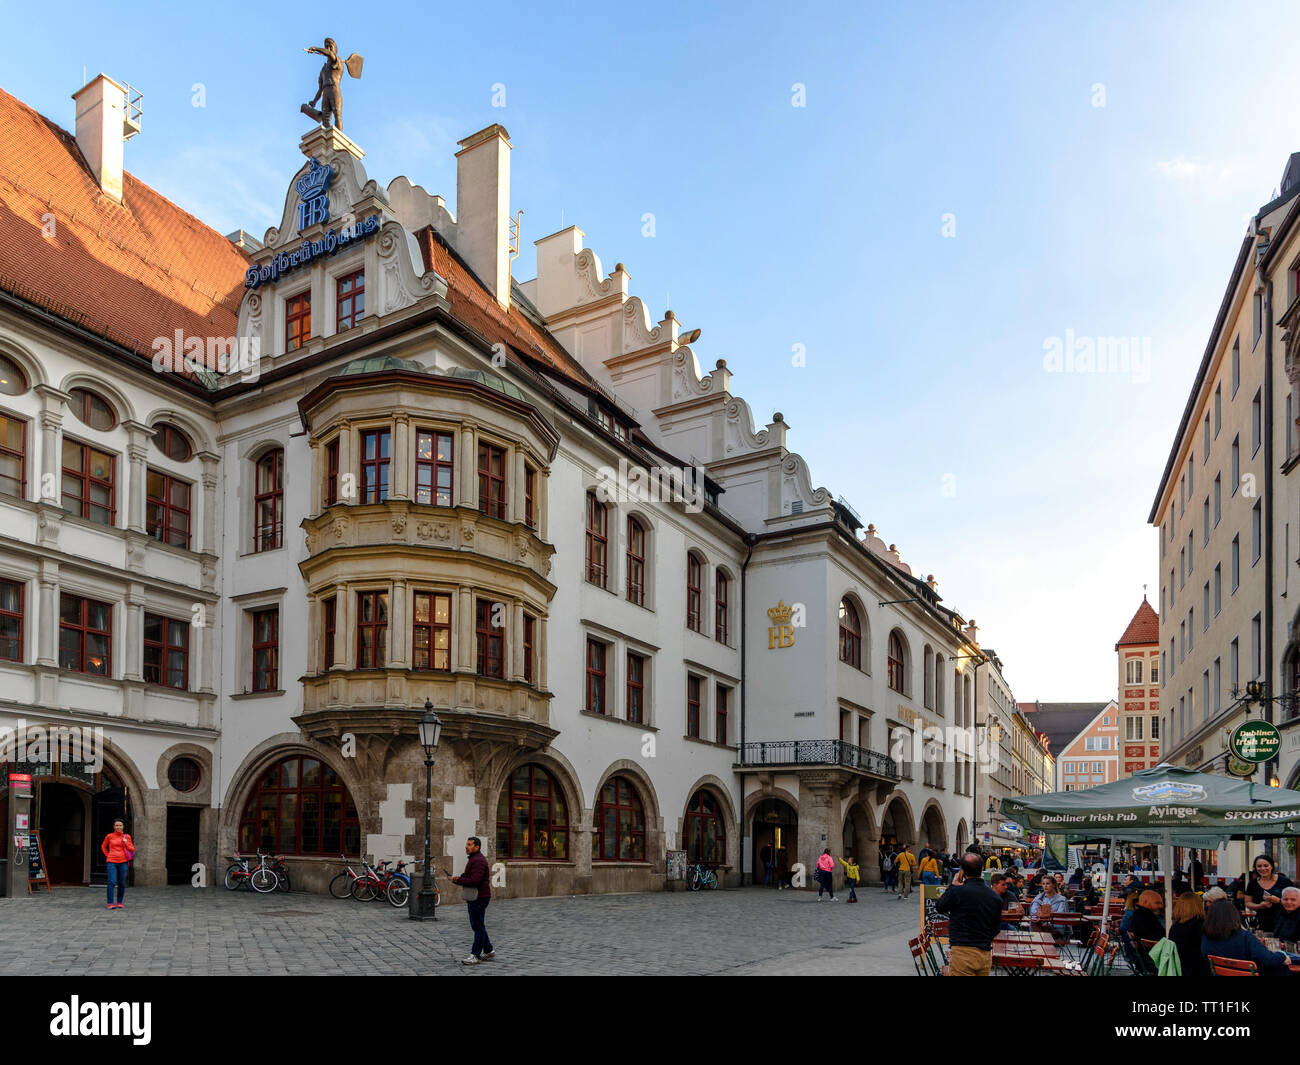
[887,630,907,694]
[683,789,725,864]
[626,517,646,605]
[935,654,945,715]
[923,645,935,709]
[238,755,359,855]
[68,387,116,430]
[0,353,29,396]
[838,598,861,668]
[152,423,193,462]
[592,776,646,861]
[585,492,607,587]
[496,764,569,860]
[254,448,284,551]
[686,553,703,632]
[715,571,729,643]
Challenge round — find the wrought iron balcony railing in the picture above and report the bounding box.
[738,740,899,780]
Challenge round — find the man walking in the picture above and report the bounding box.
[449,836,494,965]
[895,844,916,899]
[760,842,774,886]
[934,853,1004,975]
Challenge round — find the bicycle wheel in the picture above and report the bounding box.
[386,878,410,908]
[223,865,246,891]
[275,867,291,893]
[708,871,720,890]
[251,867,278,893]
[351,876,379,902]
[329,872,353,899]
[688,867,701,891]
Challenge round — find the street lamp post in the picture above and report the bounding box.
[409,699,442,921]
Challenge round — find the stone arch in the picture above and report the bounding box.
[155,742,214,808]
[0,335,48,389]
[591,758,663,828]
[919,799,948,853]
[836,589,871,670]
[57,372,138,426]
[955,818,970,853]
[679,773,739,873]
[742,784,800,825]
[145,407,216,457]
[842,797,879,880]
[887,626,912,697]
[879,788,916,848]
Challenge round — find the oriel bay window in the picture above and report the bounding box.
[586,638,607,714]
[683,789,726,864]
[254,448,284,551]
[62,439,115,525]
[252,608,279,691]
[0,413,25,498]
[356,590,389,668]
[477,442,506,519]
[360,429,390,503]
[524,465,537,529]
[0,579,21,661]
[324,438,339,505]
[476,598,505,678]
[413,591,451,671]
[585,492,608,586]
[146,469,191,549]
[59,593,112,675]
[415,429,454,506]
[496,764,568,860]
[143,613,189,689]
[239,756,360,856]
[322,596,336,670]
[592,777,646,861]
[523,613,535,684]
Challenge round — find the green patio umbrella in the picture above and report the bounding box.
[1000,766,1300,931]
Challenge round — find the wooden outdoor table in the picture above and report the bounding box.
[994,930,1055,946]
[992,940,1060,976]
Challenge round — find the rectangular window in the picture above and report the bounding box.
[687,555,702,632]
[477,443,506,520]
[1202,670,1210,722]
[360,429,391,504]
[1252,389,1262,456]
[1180,548,1186,589]
[1214,474,1221,527]
[1253,291,1263,346]
[585,494,608,586]
[323,596,336,670]
[523,613,535,684]
[626,652,645,724]
[1231,535,1240,591]
[1213,658,1221,713]
[524,465,536,529]
[1214,382,1222,436]
[475,599,504,678]
[415,429,454,507]
[1252,614,1262,679]
[0,413,25,498]
[715,571,729,643]
[586,638,607,715]
[0,579,21,661]
[252,607,278,691]
[336,269,365,331]
[1202,414,1210,462]
[626,518,646,606]
[1213,563,1221,616]
[1151,656,1159,683]
[254,450,284,551]
[412,591,451,672]
[1151,714,1160,740]
[1252,499,1262,563]
[1230,637,1239,691]
[285,291,311,352]
[1231,435,1240,494]
[716,684,729,745]
[325,439,339,506]
[1202,497,1209,546]
[1179,620,1185,662]
[143,613,189,689]
[687,675,702,738]
[1232,339,1240,396]
[1202,582,1209,630]
[356,591,389,668]
[1188,531,1193,575]
[61,439,115,525]
[58,593,112,676]
[145,469,191,549]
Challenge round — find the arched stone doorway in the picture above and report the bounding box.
[880,793,915,851]
[751,797,798,887]
[919,802,948,855]
[843,801,878,883]
[955,819,969,854]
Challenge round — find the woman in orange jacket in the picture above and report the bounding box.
[100,819,134,909]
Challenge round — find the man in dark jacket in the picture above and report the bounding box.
[450,836,494,965]
[935,853,1004,976]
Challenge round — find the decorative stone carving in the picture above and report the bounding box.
[461,521,475,543]
[333,516,348,540]
[416,521,433,540]
[391,512,407,535]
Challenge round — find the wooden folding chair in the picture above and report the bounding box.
[1207,954,1259,976]
[908,937,931,977]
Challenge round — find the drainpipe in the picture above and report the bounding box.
[1265,276,1276,859]
[739,535,754,883]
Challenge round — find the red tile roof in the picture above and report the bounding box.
[0,86,248,374]
[1115,597,1159,648]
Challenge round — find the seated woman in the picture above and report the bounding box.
[1201,898,1290,976]
[1030,876,1071,945]
[1168,891,1209,977]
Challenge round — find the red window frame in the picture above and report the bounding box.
[524,465,536,528]
[254,449,284,551]
[715,571,729,643]
[592,777,646,862]
[58,593,112,676]
[336,269,365,331]
[69,388,116,430]
[153,423,192,461]
[887,632,906,693]
[285,291,311,351]
[477,442,506,520]
[324,438,339,506]
[143,612,189,690]
[252,608,279,692]
[687,675,702,738]
[716,683,728,745]
[356,590,389,668]
[495,764,568,860]
[360,429,390,504]
[476,598,504,678]
[683,789,726,864]
[585,492,607,587]
[626,652,645,724]
[627,518,645,605]
[415,429,454,506]
[323,596,336,670]
[839,599,862,668]
[413,591,452,672]
[687,554,702,632]
[586,638,607,715]
[61,439,116,525]
[0,579,23,662]
[0,413,24,498]
[238,755,360,857]
[146,468,192,549]
[523,613,535,684]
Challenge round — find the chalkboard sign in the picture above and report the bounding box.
[27,830,49,893]
[921,882,945,933]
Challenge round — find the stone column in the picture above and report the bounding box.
[331,583,347,670]
[199,452,219,555]
[392,413,410,501]
[538,467,550,540]
[124,420,151,533]
[389,580,409,668]
[459,424,477,510]
[510,600,525,681]
[457,585,474,671]
[124,582,144,681]
[35,385,64,505]
[308,439,321,516]
[199,605,215,694]
[36,561,58,667]
[512,449,526,525]
[337,421,354,504]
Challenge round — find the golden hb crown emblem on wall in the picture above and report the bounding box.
[767,600,795,650]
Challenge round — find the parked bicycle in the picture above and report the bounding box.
[328,854,366,899]
[224,851,279,893]
[687,862,720,891]
[352,857,418,907]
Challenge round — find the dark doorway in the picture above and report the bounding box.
[751,798,798,886]
[91,785,131,885]
[165,806,201,885]
[38,782,87,885]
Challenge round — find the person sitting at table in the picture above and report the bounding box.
[935,853,1005,976]
[1244,855,1294,935]
[1201,897,1290,976]
[1067,866,1085,888]
[1030,876,1071,945]
[1002,873,1023,904]
[1202,886,1227,904]
[1129,889,1167,965]
[1168,891,1209,977]
[1272,886,1300,944]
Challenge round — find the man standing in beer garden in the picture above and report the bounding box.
[934,852,1003,976]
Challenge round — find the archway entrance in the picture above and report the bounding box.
[880,796,914,851]
[920,804,947,855]
[38,782,88,885]
[90,768,133,885]
[843,802,878,882]
[751,798,797,887]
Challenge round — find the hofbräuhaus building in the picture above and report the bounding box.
[0,73,985,896]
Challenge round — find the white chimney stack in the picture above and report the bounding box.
[74,74,132,202]
[455,124,512,308]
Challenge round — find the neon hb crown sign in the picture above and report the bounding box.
[296,158,334,232]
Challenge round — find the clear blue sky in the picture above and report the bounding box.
[8,1,1299,700]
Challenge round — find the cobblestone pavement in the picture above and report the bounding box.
[0,882,925,976]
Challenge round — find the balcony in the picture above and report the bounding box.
[738,740,899,780]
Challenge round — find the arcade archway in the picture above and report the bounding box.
[750,797,798,886]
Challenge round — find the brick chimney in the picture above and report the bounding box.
[74,74,131,202]
[455,124,512,308]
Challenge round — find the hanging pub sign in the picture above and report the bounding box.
[1229,719,1281,764]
